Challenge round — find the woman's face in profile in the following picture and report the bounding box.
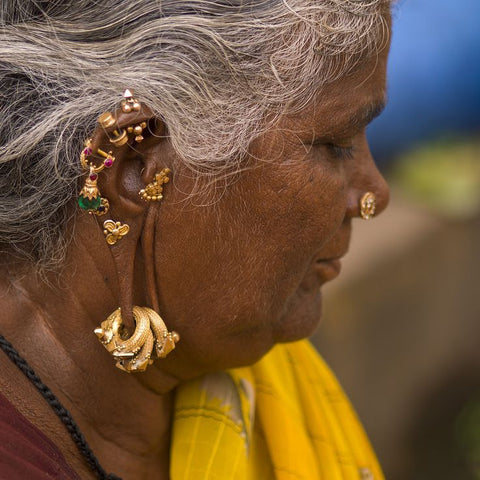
[151,45,390,380]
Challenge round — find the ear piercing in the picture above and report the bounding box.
[121,89,141,114]
[360,192,376,220]
[78,139,115,215]
[139,168,171,201]
[80,138,115,172]
[103,220,130,245]
[127,122,147,142]
[94,306,179,373]
[98,112,129,146]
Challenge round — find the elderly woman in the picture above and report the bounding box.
[0,1,391,479]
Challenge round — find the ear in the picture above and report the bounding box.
[79,97,173,329]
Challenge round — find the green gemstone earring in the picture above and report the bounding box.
[78,166,110,215]
[78,139,113,215]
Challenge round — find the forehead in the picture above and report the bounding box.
[287,48,389,138]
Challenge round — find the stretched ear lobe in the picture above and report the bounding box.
[78,100,170,330]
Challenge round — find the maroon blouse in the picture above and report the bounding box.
[0,390,80,479]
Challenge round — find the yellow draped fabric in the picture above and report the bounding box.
[171,340,384,480]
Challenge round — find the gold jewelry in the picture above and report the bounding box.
[109,129,128,146]
[139,168,171,201]
[94,306,180,373]
[78,166,103,213]
[103,220,130,245]
[360,192,376,220]
[98,111,116,129]
[121,89,141,114]
[80,138,116,172]
[127,122,147,142]
[98,112,129,146]
[78,139,113,215]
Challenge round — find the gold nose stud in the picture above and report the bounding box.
[360,192,376,220]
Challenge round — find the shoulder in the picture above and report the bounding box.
[0,391,80,480]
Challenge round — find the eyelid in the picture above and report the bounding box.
[327,143,355,160]
[309,138,355,160]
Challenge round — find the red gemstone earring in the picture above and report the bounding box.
[77,138,115,215]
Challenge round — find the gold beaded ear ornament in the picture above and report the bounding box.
[139,168,171,201]
[127,122,148,143]
[121,89,141,114]
[77,138,116,215]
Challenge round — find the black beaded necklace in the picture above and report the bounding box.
[0,334,121,480]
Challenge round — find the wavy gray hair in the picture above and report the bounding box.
[0,0,391,270]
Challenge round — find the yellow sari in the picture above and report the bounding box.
[171,340,384,480]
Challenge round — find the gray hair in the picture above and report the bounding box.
[0,0,391,270]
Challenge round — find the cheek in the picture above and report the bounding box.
[151,162,348,370]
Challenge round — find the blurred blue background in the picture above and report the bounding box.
[368,0,480,164]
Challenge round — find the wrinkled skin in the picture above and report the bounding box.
[152,48,390,379]
[0,23,390,480]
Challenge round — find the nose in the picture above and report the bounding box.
[345,141,390,220]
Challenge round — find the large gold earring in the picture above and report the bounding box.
[94,306,180,373]
[139,168,171,201]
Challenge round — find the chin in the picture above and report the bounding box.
[273,288,323,343]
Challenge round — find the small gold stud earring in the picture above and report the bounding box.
[98,112,129,146]
[103,220,130,245]
[127,122,147,142]
[121,89,141,113]
[139,168,171,202]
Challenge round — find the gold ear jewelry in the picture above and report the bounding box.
[80,138,116,172]
[98,112,129,146]
[139,168,171,201]
[121,89,141,114]
[103,220,130,245]
[94,306,180,373]
[78,139,114,215]
[127,122,147,142]
[360,192,376,220]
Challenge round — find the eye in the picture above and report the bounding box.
[326,143,355,160]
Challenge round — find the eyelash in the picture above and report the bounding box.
[326,143,355,160]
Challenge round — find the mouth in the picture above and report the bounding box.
[314,257,343,284]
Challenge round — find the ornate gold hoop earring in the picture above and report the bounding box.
[94,306,179,373]
[360,192,376,220]
[139,168,171,201]
[121,89,141,113]
[103,220,130,245]
[80,138,116,172]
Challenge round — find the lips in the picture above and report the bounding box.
[314,258,342,283]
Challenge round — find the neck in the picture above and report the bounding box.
[0,250,179,479]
